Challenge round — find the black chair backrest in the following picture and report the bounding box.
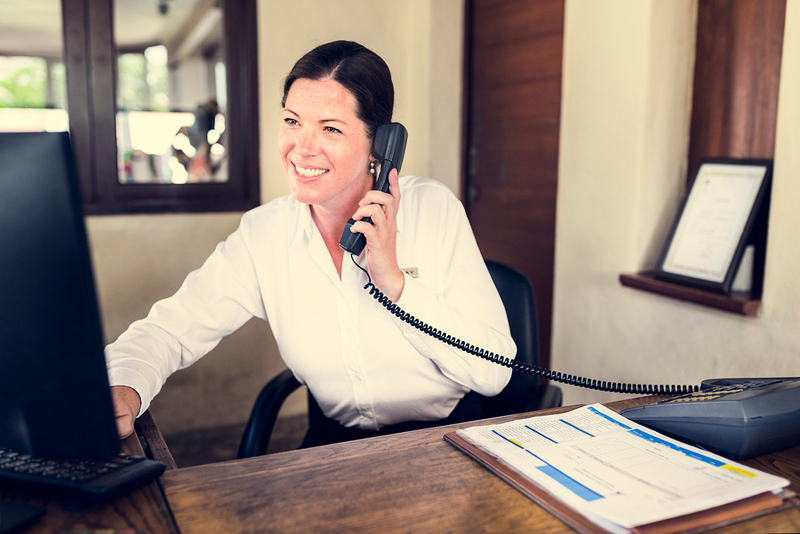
[477,260,541,417]
[238,259,550,458]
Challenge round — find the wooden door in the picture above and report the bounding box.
[464,0,564,367]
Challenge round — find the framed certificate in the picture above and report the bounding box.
[654,158,772,293]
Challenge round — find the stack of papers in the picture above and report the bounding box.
[448,404,790,534]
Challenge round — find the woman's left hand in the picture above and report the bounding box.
[349,169,405,301]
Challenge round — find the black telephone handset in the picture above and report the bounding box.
[339,122,408,255]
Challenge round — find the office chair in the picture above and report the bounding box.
[475,260,562,417]
[237,259,562,458]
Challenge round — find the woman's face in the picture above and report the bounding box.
[279,77,373,213]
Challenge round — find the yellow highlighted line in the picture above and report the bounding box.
[723,464,757,478]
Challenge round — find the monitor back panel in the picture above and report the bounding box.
[0,132,119,460]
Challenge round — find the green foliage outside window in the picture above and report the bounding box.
[118,45,169,112]
[0,57,48,108]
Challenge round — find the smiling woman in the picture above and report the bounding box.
[104,39,514,451]
[280,78,373,212]
[0,0,259,214]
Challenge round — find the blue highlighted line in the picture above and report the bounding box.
[588,406,632,429]
[585,407,721,464]
[493,430,604,502]
[536,463,604,502]
[629,429,723,466]
[525,425,558,444]
[492,430,524,448]
[561,419,595,438]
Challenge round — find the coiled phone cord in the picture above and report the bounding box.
[351,255,698,396]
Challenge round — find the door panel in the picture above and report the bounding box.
[465,0,564,368]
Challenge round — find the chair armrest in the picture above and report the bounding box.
[538,384,563,410]
[524,383,563,412]
[134,410,178,470]
[237,369,302,458]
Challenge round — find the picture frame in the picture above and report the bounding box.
[654,158,772,294]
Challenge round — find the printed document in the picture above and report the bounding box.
[456,404,789,532]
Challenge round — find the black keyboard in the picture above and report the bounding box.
[0,448,165,502]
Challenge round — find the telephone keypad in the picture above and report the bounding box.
[657,379,778,405]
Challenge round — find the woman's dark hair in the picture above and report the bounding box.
[282,40,394,139]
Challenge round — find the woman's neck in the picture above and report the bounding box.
[310,204,352,277]
[309,179,372,277]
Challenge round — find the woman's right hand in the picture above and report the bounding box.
[349,169,405,301]
[111,385,142,439]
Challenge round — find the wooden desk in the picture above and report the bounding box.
[159,398,800,534]
[4,412,178,534]
[9,399,800,533]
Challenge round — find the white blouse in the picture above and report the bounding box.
[106,176,514,429]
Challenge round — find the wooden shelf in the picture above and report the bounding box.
[619,272,761,317]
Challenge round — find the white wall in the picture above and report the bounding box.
[553,0,800,407]
[88,0,465,434]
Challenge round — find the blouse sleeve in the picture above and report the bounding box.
[104,219,266,415]
[390,180,514,396]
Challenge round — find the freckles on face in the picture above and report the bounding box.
[278,78,373,209]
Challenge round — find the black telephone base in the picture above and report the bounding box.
[621,377,800,460]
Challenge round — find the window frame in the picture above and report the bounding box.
[62,0,260,215]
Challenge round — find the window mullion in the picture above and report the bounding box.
[62,0,95,205]
[86,0,118,208]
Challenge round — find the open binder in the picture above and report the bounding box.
[444,405,796,534]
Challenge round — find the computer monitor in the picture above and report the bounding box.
[0,131,119,460]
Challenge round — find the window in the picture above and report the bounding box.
[0,1,68,132]
[1,0,259,214]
